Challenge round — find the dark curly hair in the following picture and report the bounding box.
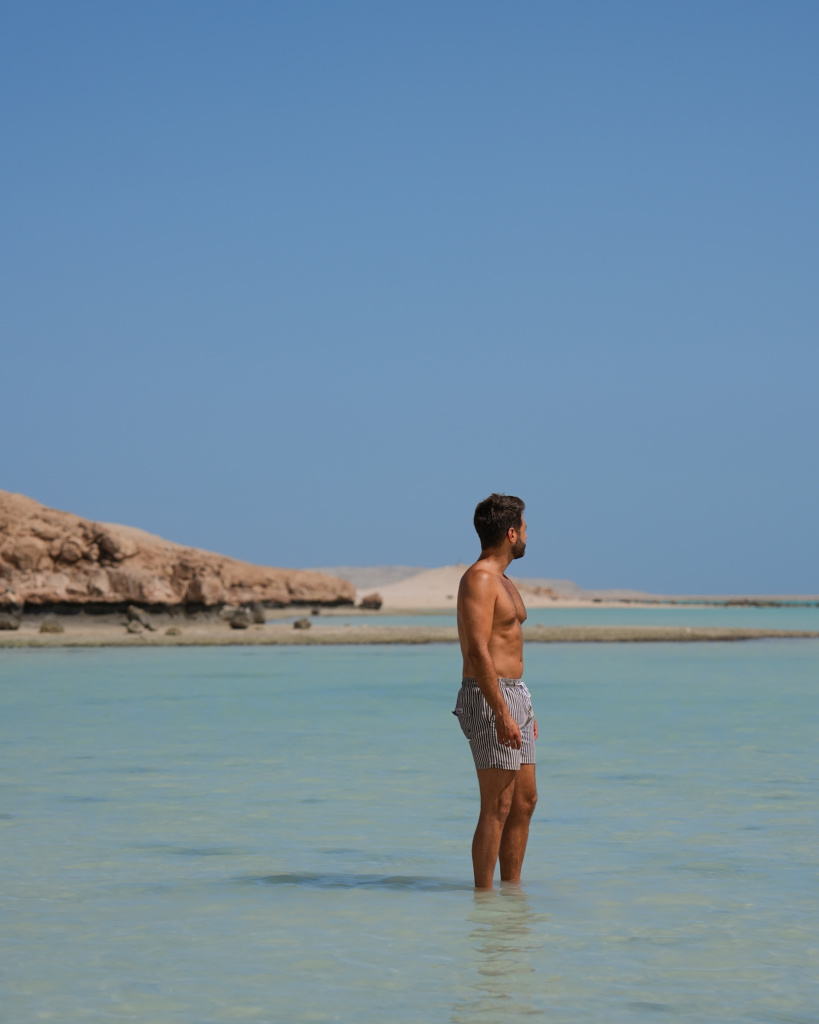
[473,493,525,550]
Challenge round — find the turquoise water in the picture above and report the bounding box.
[297,605,819,630]
[1,641,817,1022]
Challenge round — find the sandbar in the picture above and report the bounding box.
[1,617,817,648]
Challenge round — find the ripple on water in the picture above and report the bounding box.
[247,872,474,892]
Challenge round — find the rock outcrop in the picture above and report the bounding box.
[0,490,355,610]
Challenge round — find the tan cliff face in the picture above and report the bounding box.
[0,490,355,609]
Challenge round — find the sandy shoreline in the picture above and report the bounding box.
[3,564,818,649]
[2,619,817,648]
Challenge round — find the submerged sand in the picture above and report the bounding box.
[1,616,817,648]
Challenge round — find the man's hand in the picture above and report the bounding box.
[495,710,522,750]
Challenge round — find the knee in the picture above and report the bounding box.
[517,789,538,820]
[482,790,514,824]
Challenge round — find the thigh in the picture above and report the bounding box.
[510,763,537,812]
[476,767,518,813]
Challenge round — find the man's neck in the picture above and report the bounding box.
[476,549,513,575]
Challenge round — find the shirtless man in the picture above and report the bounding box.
[454,493,538,889]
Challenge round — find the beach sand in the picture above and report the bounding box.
[353,565,568,609]
[349,565,819,611]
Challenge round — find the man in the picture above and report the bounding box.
[454,493,537,889]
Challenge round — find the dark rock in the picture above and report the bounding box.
[0,613,21,630]
[293,618,312,629]
[359,592,383,610]
[230,609,251,629]
[311,607,320,615]
[39,615,65,634]
[126,620,144,634]
[126,605,155,631]
[165,626,182,636]
[248,601,266,624]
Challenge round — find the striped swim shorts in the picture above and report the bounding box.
[453,678,535,771]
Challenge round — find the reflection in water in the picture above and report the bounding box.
[451,885,549,1022]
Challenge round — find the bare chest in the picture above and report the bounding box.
[496,575,527,626]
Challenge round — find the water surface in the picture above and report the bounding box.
[1,642,817,1022]
[300,605,819,630]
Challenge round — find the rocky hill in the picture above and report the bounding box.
[0,490,354,609]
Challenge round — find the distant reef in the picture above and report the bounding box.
[0,490,355,610]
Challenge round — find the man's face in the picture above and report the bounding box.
[510,516,527,560]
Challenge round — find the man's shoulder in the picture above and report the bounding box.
[459,563,500,595]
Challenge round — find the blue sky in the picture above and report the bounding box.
[2,1,817,593]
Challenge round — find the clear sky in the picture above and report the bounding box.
[2,1,817,593]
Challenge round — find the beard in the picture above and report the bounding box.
[511,539,526,560]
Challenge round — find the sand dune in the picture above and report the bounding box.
[357,565,463,609]
[352,565,567,610]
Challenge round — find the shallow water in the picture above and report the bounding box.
[1,641,817,1022]
[302,605,819,630]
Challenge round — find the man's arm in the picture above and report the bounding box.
[459,572,522,750]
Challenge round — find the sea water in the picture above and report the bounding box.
[294,605,819,630]
[1,640,817,1023]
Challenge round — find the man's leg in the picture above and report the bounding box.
[472,768,517,889]
[499,764,537,883]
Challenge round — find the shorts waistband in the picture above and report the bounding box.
[462,677,523,688]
